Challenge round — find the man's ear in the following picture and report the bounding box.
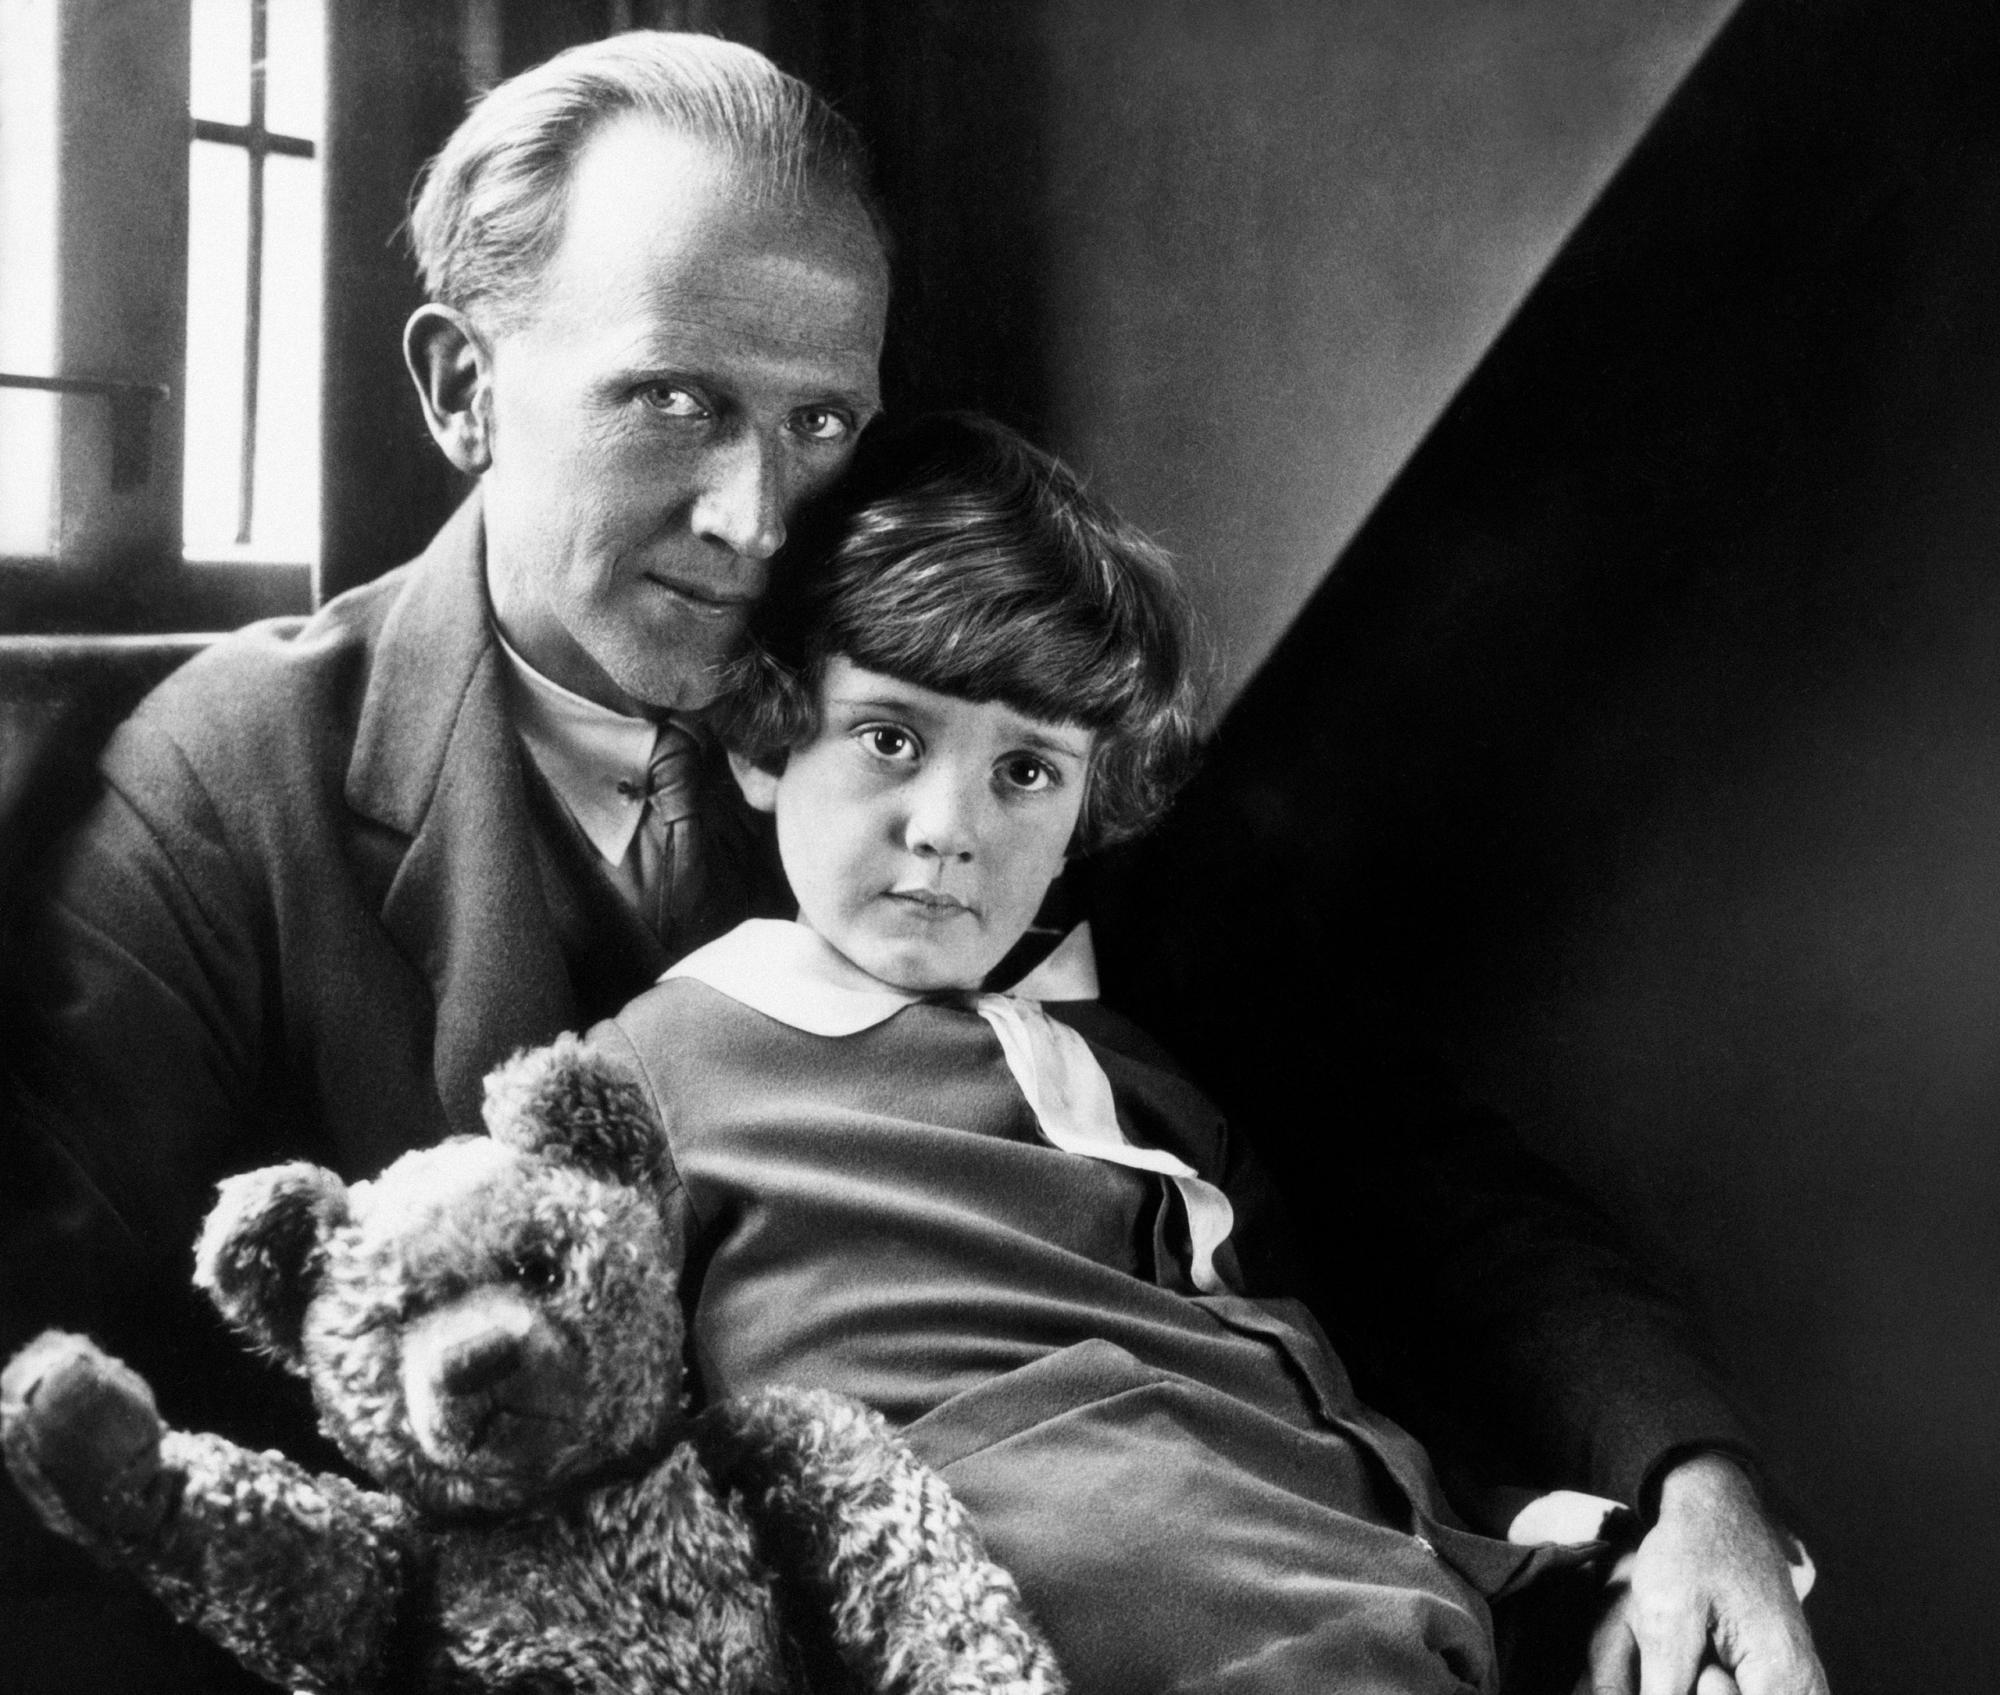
[404,303,494,475]
[727,747,783,813]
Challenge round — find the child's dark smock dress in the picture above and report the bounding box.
[593,920,1596,1694]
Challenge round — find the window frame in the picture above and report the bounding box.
[0,0,468,636]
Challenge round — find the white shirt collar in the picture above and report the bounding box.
[663,918,1100,1031]
[493,625,665,867]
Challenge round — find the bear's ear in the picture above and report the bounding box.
[193,1163,350,1370]
[482,1034,668,1194]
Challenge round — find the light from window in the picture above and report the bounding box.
[184,0,324,565]
[0,0,60,558]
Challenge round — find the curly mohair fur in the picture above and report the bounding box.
[1,1036,1063,1695]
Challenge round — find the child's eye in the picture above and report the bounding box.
[857,724,920,761]
[997,755,1058,793]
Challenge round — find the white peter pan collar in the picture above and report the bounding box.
[663,917,1099,1036]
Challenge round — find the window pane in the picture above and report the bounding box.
[0,391,58,560]
[252,150,322,564]
[190,0,251,127]
[0,0,60,557]
[183,140,249,556]
[263,0,326,142]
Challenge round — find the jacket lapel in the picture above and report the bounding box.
[345,494,580,1134]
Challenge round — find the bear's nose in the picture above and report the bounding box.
[438,1329,524,1397]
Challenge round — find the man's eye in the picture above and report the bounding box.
[859,725,919,761]
[791,406,855,444]
[639,385,706,418]
[998,755,1057,793]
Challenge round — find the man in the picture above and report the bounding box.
[7,34,885,1264]
[0,30,1820,1695]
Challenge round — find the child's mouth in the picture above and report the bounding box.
[887,889,973,918]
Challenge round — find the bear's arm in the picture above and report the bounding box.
[136,1429,420,1695]
[6,1330,421,1693]
[694,1385,1065,1694]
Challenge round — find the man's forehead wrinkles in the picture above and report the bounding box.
[628,277,879,342]
[623,302,880,361]
[537,215,883,329]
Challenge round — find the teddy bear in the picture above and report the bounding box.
[1,1035,1064,1695]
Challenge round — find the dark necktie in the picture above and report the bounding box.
[632,721,705,945]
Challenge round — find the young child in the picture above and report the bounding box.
[587,415,1587,1695]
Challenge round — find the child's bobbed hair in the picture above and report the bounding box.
[716,413,1204,851]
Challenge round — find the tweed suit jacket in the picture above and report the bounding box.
[6,494,772,1268]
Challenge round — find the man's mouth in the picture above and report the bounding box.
[642,575,756,617]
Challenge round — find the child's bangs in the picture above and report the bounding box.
[824,545,1138,732]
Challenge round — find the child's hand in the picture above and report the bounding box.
[2,1329,167,1546]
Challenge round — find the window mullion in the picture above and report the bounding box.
[235,0,269,546]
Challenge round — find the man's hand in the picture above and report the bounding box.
[1579,1453,1828,1695]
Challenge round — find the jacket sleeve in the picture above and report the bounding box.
[0,713,342,1695]
[1052,986,1751,1508]
[5,711,271,1278]
[0,698,305,1481]
[1275,1004,1758,1515]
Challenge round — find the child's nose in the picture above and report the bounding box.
[903,770,978,863]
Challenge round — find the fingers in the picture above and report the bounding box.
[1726,1622,1831,1695]
[1574,1619,1752,1695]
[1580,1611,1636,1695]
[1633,1600,1709,1695]
[1706,1554,1829,1695]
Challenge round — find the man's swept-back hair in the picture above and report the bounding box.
[408,30,883,330]
[716,414,1206,853]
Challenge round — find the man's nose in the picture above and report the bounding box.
[690,433,786,560]
[903,768,979,864]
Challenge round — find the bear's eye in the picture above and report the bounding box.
[504,1242,564,1294]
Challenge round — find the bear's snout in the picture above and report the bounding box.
[402,1293,579,1474]
[411,1295,535,1390]
[438,1325,524,1398]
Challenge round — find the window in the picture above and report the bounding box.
[0,0,318,631]
[185,0,325,565]
[0,0,61,560]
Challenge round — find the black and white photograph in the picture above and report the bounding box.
[2,2,1991,1690]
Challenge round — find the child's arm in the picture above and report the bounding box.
[3,1330,417,1695]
